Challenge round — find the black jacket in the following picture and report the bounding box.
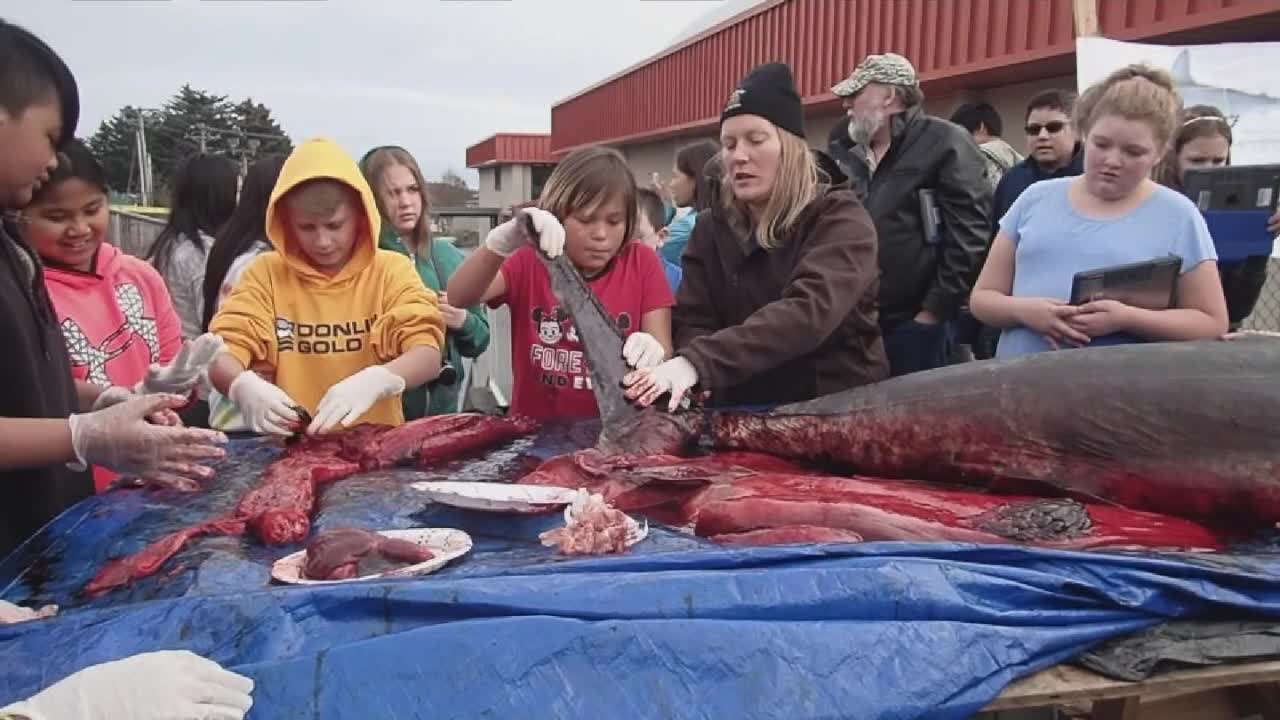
[0,222,92,557]
[829,108,992,327]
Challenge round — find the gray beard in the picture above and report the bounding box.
[847,111,884,147]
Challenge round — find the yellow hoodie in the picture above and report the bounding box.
[210,138,444,426]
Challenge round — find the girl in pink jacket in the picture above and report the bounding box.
[20,140,183,491]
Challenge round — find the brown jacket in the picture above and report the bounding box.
[675,187,889,407]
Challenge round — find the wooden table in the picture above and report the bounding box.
[984,660,1280,719]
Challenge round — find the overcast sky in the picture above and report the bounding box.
[5,0,728,184]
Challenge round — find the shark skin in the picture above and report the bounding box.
[712,339,1280,530]
[519,216,1262,544]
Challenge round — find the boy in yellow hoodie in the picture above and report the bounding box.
[208,138,444,436]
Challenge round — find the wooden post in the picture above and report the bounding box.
[1073,0,1100,37]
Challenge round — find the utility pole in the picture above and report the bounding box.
[133,110,155,206]
[194,123,209,154]
[228,133,260,179]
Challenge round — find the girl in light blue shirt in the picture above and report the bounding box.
[972,64,1228,359]
[659,140,719,265]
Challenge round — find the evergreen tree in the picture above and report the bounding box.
[82,85,294,205]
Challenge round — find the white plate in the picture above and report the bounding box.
[270,528,472,585]
[410,481,578,513]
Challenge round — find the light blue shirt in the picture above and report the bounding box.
[661,211,697,266]
[996,178,1217,359]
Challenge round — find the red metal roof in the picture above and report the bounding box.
[549,0,1280,155]
[465,133,556,168]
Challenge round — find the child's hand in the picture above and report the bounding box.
[139,333,224,395]
[228,371,302,437]
[437,293,469,331]
[1065,299,1133,340]
[623,357,699,413]
[310,366,406,434]
[622,332,666,369]
[484,208,564,259]
[519,208,566,258]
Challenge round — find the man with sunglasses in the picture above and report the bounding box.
[991,89,1084,232]
[971,89,1085,359]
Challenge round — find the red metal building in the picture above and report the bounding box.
[465,133,556,208]
[550,0,1280,156]
[465,133,556,168]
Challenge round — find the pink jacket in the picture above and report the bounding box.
[44,244,183,491]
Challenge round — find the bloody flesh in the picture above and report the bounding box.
[84,415,536,596]
[415,414,539,467]
[709,341,1280,529]
[303,528,435,581]
[538,494,632,556]
[518,451,1226,551]
[711,526,865,546]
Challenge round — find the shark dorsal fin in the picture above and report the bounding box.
[1171,50,1193,85]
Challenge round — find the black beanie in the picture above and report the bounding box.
[720,62,804,139]
[0,19,80,146]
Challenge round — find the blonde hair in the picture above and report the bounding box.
[285,179,357,219]
[538,146,637,243]
[721,127,821,250]
[362,146,432,249]
[1074,63,1182,151]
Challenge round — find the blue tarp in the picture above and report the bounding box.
[3,425,1280,719]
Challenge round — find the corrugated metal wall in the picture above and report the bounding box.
[551,0,1280,153]
[466,134,555,168]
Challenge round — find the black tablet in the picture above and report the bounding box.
[1069,256,1182,310]
[1182,164,1280,213]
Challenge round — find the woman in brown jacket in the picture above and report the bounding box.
[623,62,889,410]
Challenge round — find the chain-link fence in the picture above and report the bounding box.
[1241,258,1280,332]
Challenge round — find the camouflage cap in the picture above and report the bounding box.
[832,53,919,97]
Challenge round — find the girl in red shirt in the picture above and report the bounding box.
[448,146,674,420]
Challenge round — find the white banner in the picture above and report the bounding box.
[1075,37,1280,167]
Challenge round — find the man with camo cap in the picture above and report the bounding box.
[827,52,991,377]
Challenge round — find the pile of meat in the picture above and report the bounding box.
[303,528,435,581]
[519,450,1227,551]
[84,414,538,596]
[539,490,635,556]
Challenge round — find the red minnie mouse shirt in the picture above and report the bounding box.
[492,242,674,421]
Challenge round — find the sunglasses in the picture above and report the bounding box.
[1025,121,1067,136]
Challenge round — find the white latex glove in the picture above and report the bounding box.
[91,386,183,428]
[137,333,225,395]
[68,394,226,485]
[1,649,254,720]
[0,599,56,624]
[622,356,699,412]
[622,332,666,370]
[228,371,301,437]
[483,207,565,258]
[309,365,406,434]
[90,385,135,412]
